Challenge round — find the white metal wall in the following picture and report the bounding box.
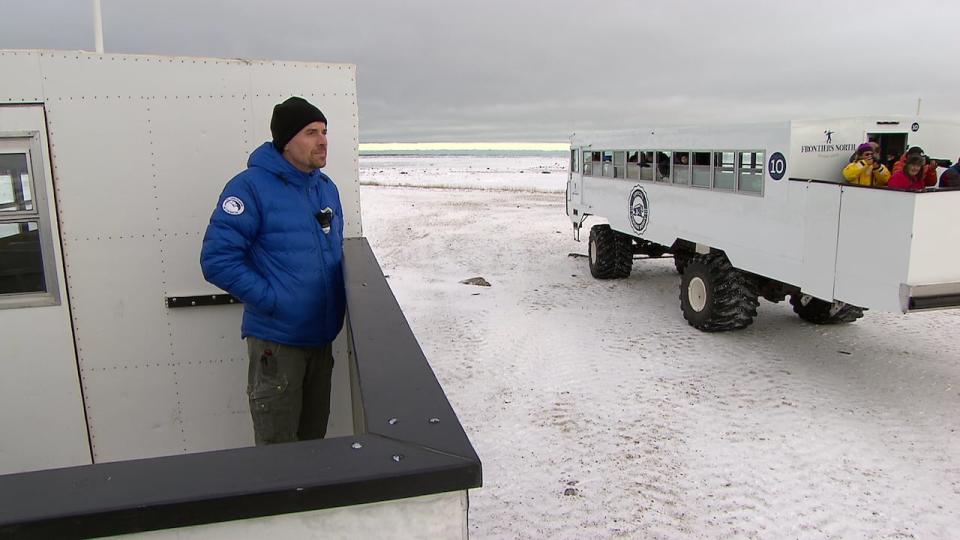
[115,491,469,540]
[907,191,960,287]
[0,50,361,462]
[789,119,864,184]
[834,188,960,313]
[895,119,959,161]
[795,182,843,301]
[833,187,915,312]
[0,104,91,475]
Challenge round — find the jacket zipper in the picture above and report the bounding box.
[306,181,330,338]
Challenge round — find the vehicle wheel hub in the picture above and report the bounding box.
[688,277,707,312]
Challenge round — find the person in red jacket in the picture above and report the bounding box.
[888,155,927,191]
[892,146,938,187]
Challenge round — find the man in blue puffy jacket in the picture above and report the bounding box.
[201,97,345,445]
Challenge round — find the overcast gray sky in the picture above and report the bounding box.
[2,0,958,142]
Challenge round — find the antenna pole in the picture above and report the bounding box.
[916,98,922,117]
[93,0,104,53]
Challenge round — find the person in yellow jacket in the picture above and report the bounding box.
[843,143,891,187]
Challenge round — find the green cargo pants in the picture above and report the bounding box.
[246,337,334,445]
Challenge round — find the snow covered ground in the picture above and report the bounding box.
[359,157,960,539]
[360,154,567,192]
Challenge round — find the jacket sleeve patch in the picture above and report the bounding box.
[222,196,245,215]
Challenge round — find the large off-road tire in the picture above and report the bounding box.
[588,224,632,279]
[680,252,760,332]
[789,294,864,324]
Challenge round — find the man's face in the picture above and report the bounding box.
[283,121,328,172]
[861,150,874,161]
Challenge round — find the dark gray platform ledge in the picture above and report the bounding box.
[0,237,482,539]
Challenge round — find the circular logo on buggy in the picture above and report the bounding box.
[911,122,920,132]
[628,185,649,234]
[222,196,245,215]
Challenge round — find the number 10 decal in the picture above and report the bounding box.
[768,152,786,181]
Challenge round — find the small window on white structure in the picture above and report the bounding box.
[639,151,654,181]
[571,149,579,173]
[583,151,597,176]
[656,151,672,182]
[692,152,711,187]
[613,151,626,178]
[626,150,640,179]
[738,151,763,193]
[673,151,691,184]
[601,151,614,178]
[713,151,736,190]
[0,154,33,213]
[0,137,59,308]
[0,152,45,296]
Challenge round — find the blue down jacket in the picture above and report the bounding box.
[200,142,345,346]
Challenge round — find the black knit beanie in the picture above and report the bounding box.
[270,97,328,152]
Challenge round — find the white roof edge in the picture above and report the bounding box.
[571,116,958,145]
[0,48,356,69]
[571,120,790,145]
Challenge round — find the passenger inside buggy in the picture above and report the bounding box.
[888,155,928,191]
[656,152,671,179]
[891,146,938,188]
[940,157,960,188]
[844,141,954,191]
[843,143,891,187]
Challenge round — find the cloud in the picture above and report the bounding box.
[2,0,959,141]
